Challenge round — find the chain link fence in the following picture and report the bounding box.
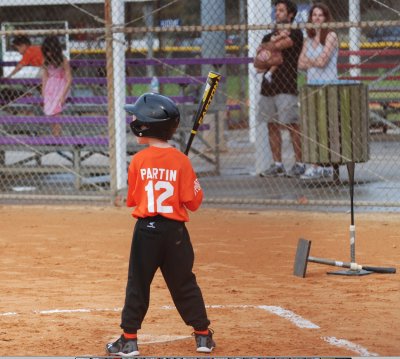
[0,0,399,209]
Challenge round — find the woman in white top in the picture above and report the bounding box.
[298,3,339,180]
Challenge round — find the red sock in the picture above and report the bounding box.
[194,329,209,335]
[123,332,137,340]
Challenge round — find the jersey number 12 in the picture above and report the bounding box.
[145,180,174,213]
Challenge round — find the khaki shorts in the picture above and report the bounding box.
[257,94,299,125]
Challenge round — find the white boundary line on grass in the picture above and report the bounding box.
[0,304,379,355]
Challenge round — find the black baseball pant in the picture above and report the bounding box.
[120,215,210,333]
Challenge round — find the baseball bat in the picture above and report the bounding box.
[308,256,396,274]
[184,71,222,155]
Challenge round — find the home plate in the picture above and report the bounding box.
[139,334,191,344]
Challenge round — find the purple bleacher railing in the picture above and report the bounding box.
[0,57,253,68]
[0,116,109,124]
[0,136,109,146]
[0,76,222,86]
[0,115,212,130]
[0,95,196,105]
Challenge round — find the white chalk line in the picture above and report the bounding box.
[322,336,379,357]
[162,304,319,329]
[37,307,121,314]
[258,305,320,329]
[0,304,379,355]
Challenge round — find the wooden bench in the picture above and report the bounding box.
[366,96,400,133]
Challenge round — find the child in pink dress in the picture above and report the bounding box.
[41,36,72,137]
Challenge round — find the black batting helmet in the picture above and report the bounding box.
[124,93,180,141]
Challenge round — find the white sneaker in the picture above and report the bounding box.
[301,166,333,180]
[287,163,306,177]
[259,163,286,177]
[300,166,322,180]
[321,167,333,177]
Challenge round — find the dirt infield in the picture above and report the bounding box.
[0,205,399,357]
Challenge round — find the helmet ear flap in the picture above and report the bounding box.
[125,93,180,140]
[130,120,150,137]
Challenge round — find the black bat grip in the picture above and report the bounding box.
[184,136,195,156]
[363,266,396,274]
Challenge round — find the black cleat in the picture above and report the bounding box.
[106,335,139,357]
[193,329,216,353]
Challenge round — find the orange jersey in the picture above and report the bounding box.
[19,46,44,67]
[126,146,203,222]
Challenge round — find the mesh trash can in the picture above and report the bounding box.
[299,82,369,165]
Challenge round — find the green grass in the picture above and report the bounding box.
[127,84,184,97]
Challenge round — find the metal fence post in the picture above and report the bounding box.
[105,0,127,200]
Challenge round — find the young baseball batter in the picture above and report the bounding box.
[106,93,215,356]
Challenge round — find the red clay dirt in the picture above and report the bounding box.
[0,205,399,356]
